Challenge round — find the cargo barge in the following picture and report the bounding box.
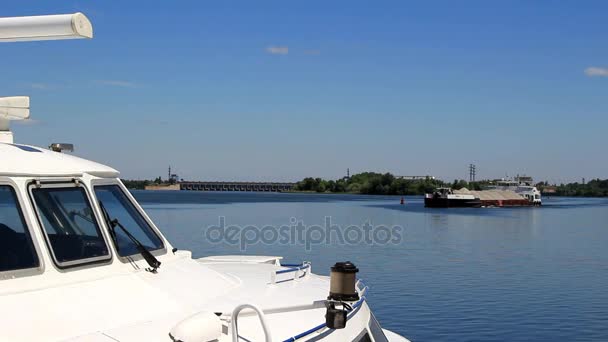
[425,177,542,208]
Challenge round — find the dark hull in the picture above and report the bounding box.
[480,199,537,207]
[425,197,482,208]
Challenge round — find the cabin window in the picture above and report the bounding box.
[31,186,110,267]
[0,185,39,272]
[94,185,163,257]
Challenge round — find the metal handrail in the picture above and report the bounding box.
[276,262,310,274]
[271,262,311,284]
[231,303,272,342]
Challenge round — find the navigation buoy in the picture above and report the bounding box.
[400,197,405,205]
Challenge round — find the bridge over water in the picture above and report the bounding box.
[179,181,295,192]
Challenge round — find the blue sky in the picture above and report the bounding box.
[2,1,607,183]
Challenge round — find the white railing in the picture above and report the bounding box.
[231,303,272,342]
[270,261,311,284]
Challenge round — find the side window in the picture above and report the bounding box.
[32,186,110,267]
[94,185,163,257]
[0,185,39,272]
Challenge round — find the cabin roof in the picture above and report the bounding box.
[0,143,119,177]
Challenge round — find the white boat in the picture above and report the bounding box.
[0,12,409,342]
[485,177,542,206]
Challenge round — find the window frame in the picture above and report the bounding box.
[28,180,113,269]
[90,179,166,259]
[0,179,44,279]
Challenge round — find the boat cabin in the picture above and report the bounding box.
[0,12,408,342]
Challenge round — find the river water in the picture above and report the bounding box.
[133,191,608,342]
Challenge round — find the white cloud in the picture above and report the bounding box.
[96,80,137,87]
[304,49,321,56]
[584,67,608,77]
[13,119,41,125]
[29,83,52,90]
[265,46,289,55]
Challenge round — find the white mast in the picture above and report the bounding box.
[0,12,92,42]
[0,12,92,143]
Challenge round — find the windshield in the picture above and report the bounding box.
[94,185,163,257]
[0,185,38,272]
[31,186,110,266]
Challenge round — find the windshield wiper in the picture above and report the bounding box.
[99,201,161,273]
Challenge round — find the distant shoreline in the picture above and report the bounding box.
[145,191,606,198]
[122,173,608,197]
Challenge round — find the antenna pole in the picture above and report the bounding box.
[469,164,476,182]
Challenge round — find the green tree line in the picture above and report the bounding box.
[295,173,608,197]
[121,176,164,190]
[546,179,608,197]
[294,173,449,195]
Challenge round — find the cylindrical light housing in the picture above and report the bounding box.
[0,12,92,42]
[328,261,359,301]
